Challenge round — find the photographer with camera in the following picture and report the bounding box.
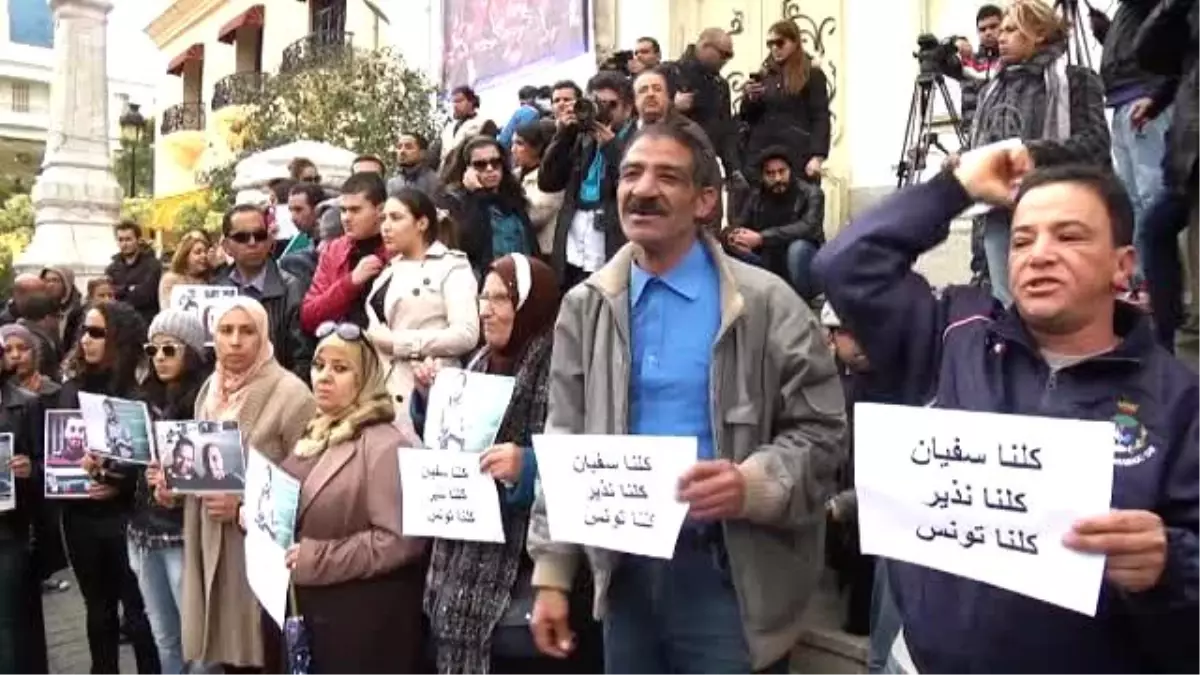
[538,71,637,288]
[550,80,583,126]
[959,5,1004,133]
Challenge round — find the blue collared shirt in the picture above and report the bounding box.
[229,266,267,297]
[629,239,720,460]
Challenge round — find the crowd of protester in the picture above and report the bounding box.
[0,1,1193,673]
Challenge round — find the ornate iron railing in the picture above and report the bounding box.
[160,102,206,134]
[212,72,268,111]
[279,31,354,74]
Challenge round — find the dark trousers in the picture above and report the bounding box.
[0,533,48,673]
[62,511,160,674]
[1142,189,1196,352]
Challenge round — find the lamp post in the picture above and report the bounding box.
[118,103,146,198]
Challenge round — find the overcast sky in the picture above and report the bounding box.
[107,0,167,84]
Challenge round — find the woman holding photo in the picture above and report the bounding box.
[411,253,602,674]
[133,309,211,675]
[281,321,427,673]
[0,331,51,672]
[157,230,213,311]
[58,300,160,674]
[178,297,313,673]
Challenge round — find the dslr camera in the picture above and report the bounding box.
[914,33,965,79]
[573,95,614,129]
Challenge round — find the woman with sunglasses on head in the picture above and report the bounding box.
[279,321,427,672]
[58,300,161,674]
[158,231,213,312]
[412,253,602,674]
[739,19,832,185]
[178,296,314,674]
[441,136,539,279]
[366,187,480,426]
[129,309,212,675]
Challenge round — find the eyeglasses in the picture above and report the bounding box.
[302,175,322,184]
[143,343,181,359]
[478,292,512,306]
[766,39,786,49]
[470,158,504,172]
[315,322,364,342]
[228,230,271,244]
[82,326,107,340]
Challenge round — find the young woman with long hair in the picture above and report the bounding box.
[365,187,479,425]
[740,19,832,184]
[440,136,538,277]
[58,300,161,674]
[158,231,213,310]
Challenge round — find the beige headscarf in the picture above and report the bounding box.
[293,331,394,458]
[200,296,274,420]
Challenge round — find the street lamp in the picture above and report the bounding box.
[118,103,146,198]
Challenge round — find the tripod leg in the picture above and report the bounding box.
[896,83,923,189]
[936,78,969,148]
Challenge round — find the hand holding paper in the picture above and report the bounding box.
[677,459,746,521]
[1064,510,1167,593]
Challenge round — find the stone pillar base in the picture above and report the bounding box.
[16,169,122,284]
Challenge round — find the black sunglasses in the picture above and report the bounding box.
[143,343,181,359]
[82,326,107,339]
[315,322,364,342]
[229,230,271,244]
[766,38,786,49]
[470,158,504,172]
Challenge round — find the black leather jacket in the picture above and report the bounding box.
[211,260,313,384]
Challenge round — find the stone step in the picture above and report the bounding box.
[789,573,868,674]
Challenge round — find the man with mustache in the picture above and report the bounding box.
[726,145,826,303]
[813,142,1197,673]
[527,123,845,673]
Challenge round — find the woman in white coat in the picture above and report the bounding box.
[365,187,480,426]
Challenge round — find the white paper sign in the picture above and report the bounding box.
[398,448,505,543]
[169,285,239,342]
[532,435,696,559]
[243,449,300,628]
[423,368,516,452]
[854,403,1114,616]
[0,433,14,513]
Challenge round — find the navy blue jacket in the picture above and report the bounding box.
[812,172,1199,673]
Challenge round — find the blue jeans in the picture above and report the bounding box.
[127,540,185,675]
[786,239,821,300]
[982,209,1013,306]
[1112,101,1172,278]
[603,530,761,673]
[867,560,903,674]
[1142,190,1196,351]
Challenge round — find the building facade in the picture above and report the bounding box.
[145,0,390,198]
[0,0,153,185]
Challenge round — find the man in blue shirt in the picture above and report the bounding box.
[498,86,544,148]
[528,123,845,673]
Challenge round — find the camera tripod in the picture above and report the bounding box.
[1055,0,1095,70]
[894,66,967,189]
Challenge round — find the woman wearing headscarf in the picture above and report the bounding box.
[279,321,427,673]
[40,265,84,350]
[412,253,602,674]
[179,297,315,673]
[58,300,160,674]
[0,330,51,673]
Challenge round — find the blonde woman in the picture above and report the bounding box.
[171,297,314,672]
[281,321,427,672]
[158,231,213,310]
[971,0,1109,304]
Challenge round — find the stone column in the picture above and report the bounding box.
[17,0,122,283]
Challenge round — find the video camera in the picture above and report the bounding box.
[573,96,614,128]
[914,33,965,80]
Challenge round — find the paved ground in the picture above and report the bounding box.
[44,573,136,674]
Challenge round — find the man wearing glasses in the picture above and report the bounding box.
[212,204,312,380]
[664,28,748,206]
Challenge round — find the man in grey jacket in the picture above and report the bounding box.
[527,123,845,673]
[386,132,441,198]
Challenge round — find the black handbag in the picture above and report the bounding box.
[490,566,538,659]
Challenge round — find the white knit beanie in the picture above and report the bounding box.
[148,309,207,355]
